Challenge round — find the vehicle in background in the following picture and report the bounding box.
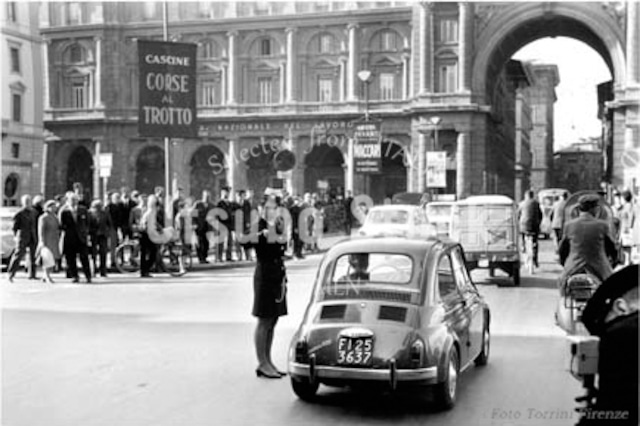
[288,237,491,409]
[359,204,434,239]
[1,207,19,270]
[425,201,455,239]
[537,188,569,239]
[452,195,521,286]
[391,192,429,206]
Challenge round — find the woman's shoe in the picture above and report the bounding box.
[255,369,282,379]
[276,370,287,377]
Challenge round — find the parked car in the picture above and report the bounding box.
[358,204,434,239]
[1,207,19,270]
[452,195,520,286]
[425,201,455,239]
[288,237,491,409]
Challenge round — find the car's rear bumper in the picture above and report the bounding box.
[289,362,438,385]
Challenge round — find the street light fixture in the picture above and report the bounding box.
[357,70,373,121]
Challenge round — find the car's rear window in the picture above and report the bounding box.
[427,205,452,217]
[367,210,409,225]
[328,253,414,285]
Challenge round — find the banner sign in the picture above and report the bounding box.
[426,151,447,188]
[353,121,382,174]
[138,40,197,138]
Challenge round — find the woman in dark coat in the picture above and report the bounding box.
[252,195,288,379]
[36,200,61,283]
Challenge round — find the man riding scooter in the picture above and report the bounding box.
[556,194,618,332]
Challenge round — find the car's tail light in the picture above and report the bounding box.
[410,339,425,368]
[295,338,309,363]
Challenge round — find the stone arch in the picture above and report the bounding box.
[472,3,624,101]
[304,144,345,195]
[244,32,285,57]
[301,28,346,54]
[66,145,94,200]
[189,144,227,199]
[135,145,165,195]
[362,24,410,51]
[368,139,408,204]
[56,39,95,64]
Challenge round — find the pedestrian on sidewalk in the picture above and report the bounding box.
[36,200,61,284]
[7,194,38,282]
[59,192,92,283]
[251,195,288,379]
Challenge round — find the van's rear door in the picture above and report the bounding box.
[455,204,515,254]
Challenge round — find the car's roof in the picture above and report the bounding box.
[327,236,446,258]
[426,201,454,207]
[369,204,418,211]
[457,195,515,205]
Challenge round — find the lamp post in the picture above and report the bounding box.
[428,116,441,200]
[357,70,373,121]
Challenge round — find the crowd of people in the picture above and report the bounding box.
[5,182,359,283]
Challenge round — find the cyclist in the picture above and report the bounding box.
[558,194,618,289]
[517,190,543,268]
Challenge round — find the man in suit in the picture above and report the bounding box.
[7,194,38,282]
[193,190,214,264]
[89,199,113,277]
[59,192,92,283]
[216,186,234,261]
[558,194,617,288]
[517,189,543,267]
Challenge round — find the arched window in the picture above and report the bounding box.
[319,33,336,54]
[260,38,272,56]
[4,173,19,205]
[380,30,398,51]
[68,44,85,63]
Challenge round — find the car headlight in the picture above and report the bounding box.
[410,339,425,368]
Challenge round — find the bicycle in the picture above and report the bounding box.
[522,232,536,274]
[115,237,191,277]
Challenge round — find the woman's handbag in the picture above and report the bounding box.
[275,275,288,303]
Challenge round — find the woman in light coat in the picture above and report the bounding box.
[37,200,61,283]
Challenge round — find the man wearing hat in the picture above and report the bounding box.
[579,264,638,425]
[559,193,618,287]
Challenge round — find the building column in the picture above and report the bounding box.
[220,65,227,105]
[627,2,639,85]
[291,135,306,195]
[428,3,435,92]
[43,40,51,109]
[339,58,347,101]
[286,27,296,102]
[93,138,101,200]
[458,2,472,92]
[346,23,358,101]
[94,37,103,107]
[345,137,354,192]
[456,131,470,199]
[279,62,286,104]
[418,133,427,192]
[402,54,410,99]
[418,2,432,94]
[227,31,237,104]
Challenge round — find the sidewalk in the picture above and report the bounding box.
[188,231,351,272]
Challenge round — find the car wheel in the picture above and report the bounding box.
[434,347,459,410]
[291,377,319,402]
[475,323,490,366]
[512,263,521,286]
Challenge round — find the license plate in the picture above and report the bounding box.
[337,337,373,365]
[478,259,489,268]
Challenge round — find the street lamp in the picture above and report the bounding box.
[357,70,373,121]
[429,116,441,151]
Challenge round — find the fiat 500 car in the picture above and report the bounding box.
[288,237,490,409]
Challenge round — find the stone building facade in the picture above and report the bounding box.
[39,2,639,203]
[553,140,604,193]
[1,1,44,206]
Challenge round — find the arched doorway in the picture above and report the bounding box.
[369,141,407,204]
[190,145,226,199]
[246,141,278,198]
[304,144,344,197]
[66,146,93,199]
[135,145,165,195]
